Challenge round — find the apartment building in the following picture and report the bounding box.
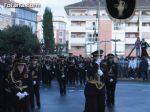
[37,16,68,53]
[0,0,12,30]
[0,0,38,33]
[65,0,150,57]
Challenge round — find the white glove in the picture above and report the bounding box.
[23,91,29,97]
[52,72,54,74]
[95,58,101,65]
[16,92,25,100]
[110,78,114,82]
[98,69,103,76]
[33,81,36,85]
[61,74,65,78]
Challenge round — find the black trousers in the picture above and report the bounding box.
[14,96,30,112]
[79,69,86,85]
[3,92,15,112]
[30,84,41,109]
[106,82,116,106]
[58,78,66,95]
[84,82,105,112]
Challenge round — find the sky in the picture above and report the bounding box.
[14,0,82,16]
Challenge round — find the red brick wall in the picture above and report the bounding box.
[99,20,112,56]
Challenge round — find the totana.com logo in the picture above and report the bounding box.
[4,0,41,8]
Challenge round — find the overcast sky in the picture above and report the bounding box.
[14,0,82,16]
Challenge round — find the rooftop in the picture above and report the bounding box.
[65,0,150,14]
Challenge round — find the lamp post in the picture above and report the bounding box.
[100,40,110,56]
[111,39,121,55]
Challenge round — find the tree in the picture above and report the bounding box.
[0,25,40,55]
[42,7,55,54]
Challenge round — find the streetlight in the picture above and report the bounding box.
[100,40,110,56]
[111,39,121,55]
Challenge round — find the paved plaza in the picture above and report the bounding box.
[36,81,150,112]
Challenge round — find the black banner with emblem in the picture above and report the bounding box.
[106,0,136,20]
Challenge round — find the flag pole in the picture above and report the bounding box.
[97,0,101,82]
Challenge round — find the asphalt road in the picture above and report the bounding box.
[37,81,150,112]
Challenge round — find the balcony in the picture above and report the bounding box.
[141,26,150,32]
[125,38,137,44]
[70,26,86,32]
[70,38,86,44]
[125,26,138,32]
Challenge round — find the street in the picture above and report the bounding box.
[37,81,150,112]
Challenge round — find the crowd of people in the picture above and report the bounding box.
[0,50,150,112]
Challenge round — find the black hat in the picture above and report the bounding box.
[107,53,114,58]
[30,56,38,61]
[14,59,26,65]
[91,50,104,56]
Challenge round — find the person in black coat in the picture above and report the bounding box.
[139,57,148,80]
[57,59,67,96]
[141,39,149,57]
[8,59,32,112]
[0,57,6,112]
[29,57,41,111]
[84,50,106,112]
[105,53,118,107]
[3,56,14,112]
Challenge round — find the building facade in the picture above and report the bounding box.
[0,0,12,30]
[0,0,38,34]
[37,16,68,53]
[53,16,67,45]
[65,0,150,57]
[15,8,38,33]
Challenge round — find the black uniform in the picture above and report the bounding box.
[84,61,106,112]
[141,39,149,57]
[78,60,86,85]
[1,58,14,112]
[106,60,117,106]
[8,68,32,112]
[57,62,66,96]
[0,61,5,112]
[42,60,50,85]
[29,63,41,110]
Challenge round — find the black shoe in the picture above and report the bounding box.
[38,105,41,110]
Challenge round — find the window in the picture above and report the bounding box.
[28,22,32,28]
[59,32,63,36]
[142,32,150,38]
[19,20,25,26]
[0,17,2,22]
[71,34,76,38]
[142,11,150,15]
[5,18,10,26]
[88,34,92,37]
[125,44,134,50]
[125,33,137,38]
[59,38,63,43]
[114,23,122,30]
[72,46,83,49]
[127,22,137,26]
[71,21,85,26]
[142,22,150,26]
[71,33,85,38]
